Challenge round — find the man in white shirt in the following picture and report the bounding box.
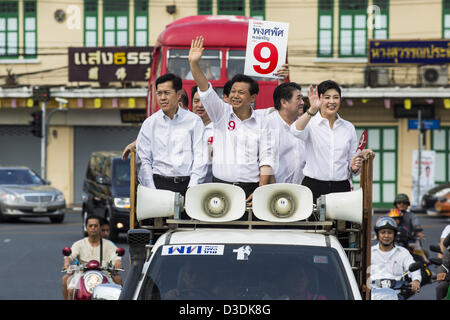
[136,73,208,196]
[191,85,214,183]
[188,36,276,201]
[370,216,421,295]
[266,82,306,184]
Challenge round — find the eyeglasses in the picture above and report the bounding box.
[155,90,176,97]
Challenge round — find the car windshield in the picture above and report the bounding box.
[111,159,130,187]
[139,244,353,300]
[0,169,44,185]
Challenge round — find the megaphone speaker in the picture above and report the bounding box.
[136,185,183,221]
[185,183,246,222]
[323,188,363,224]
[252,183,313,222]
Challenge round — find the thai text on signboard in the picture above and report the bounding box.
[368,40,450,65]
[68,47,152,82]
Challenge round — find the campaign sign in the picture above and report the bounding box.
[244,20,289,79]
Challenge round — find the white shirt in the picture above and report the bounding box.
[290,112,358,181]
[136,106,208,188]
[441,225,450,240]
[198,83,275,183]
[370,244,421,283]
[266,111,305,184]
[204,122,214,182]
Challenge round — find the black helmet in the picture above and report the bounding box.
[394,193,410,206]
[374,216,398,233]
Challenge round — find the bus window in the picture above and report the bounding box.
[155,48,162,78]
[168,49,221,80]
[227,50,266,81]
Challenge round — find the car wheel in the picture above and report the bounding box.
[50,214,65,223]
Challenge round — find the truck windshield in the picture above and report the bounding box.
[139,244,354,300]
[167,49,221,80]
[111,159,130,187]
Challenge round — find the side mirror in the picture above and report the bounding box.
[116,248,125,257]
[429,244,443,254]
[430,257,443,266]
[92,283,122,300]
[62,247,72,256]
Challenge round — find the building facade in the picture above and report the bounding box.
[0,0,449,207]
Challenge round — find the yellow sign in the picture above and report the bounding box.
[94,98,102,109]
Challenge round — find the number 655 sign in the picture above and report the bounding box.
[244,20,289,79]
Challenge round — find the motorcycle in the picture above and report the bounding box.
[429,244,450,300]
[396,227,432,286]
[62,246,125,300]
[370,261,423,300]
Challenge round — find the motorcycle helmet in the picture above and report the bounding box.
[374,216,398,234]
[394,193,410,206]
[387,208,403,218]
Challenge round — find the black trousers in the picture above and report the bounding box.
[153,174,190,196]
[302,176,351,203]
[212,176,259,199]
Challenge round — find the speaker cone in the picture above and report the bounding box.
[204,193,228,218]
[270,193,294,218]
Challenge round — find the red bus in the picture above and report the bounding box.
[147,15,284,116]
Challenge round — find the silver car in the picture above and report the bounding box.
[0,167,65,223]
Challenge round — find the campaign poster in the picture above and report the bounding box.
[411,150,435,207]
[244,20,289,79]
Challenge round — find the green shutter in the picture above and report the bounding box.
[339,0,368,57]
[135,0,148,46]
[217,0,245,15]
[372,0,389,39]
[23,0,37,58]
[250,0,265,20]
[317,0,334,57]
[198,0,212,15]
[0,1,19,58]
[443,0,450,38]
[103,0,129,46]
[84,0,98,47]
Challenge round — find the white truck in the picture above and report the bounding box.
[93,169,374,300]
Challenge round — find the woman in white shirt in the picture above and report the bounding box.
[291,80,371,202]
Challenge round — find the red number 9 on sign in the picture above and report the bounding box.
[252,42,279,75]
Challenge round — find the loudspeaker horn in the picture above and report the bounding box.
[136,185,183,221]
[185,183,246,222]
[321,188,363,224]
[252,183,313,222]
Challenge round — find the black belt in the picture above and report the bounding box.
[212,176,258,188]
[303,176,349,185]
[153,174,190,184]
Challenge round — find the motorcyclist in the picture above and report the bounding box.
[387,209,409,247]
[436,232,450,300]
[370,216,421,295]
[393,193,425,240]
[62,215,123,300]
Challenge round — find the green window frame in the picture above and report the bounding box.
[431,127,450,184]
[317,0,334,57]
[198,0,212,15]
[103,0,129,46]
[134,0,148,46]
[84,0,98,47]
[443,0,450,38]
[353,126,398,208]
[23,0,37,58]
[0,1,19,58]
[217,0,245,15]
[372,0,389,39]
[250,0,265,20]
[338,0,368,57]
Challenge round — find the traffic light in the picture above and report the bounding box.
[32,86,50,103]
[29,111,43,138]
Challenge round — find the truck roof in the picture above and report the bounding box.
[156,15,250,47]
[156,228,339,248]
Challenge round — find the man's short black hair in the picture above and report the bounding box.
[273,82,302,110]
[230,74,259,96]
[179,88,189,108]
[85,215,101,227]
[155,73,182,91]
[317,80,341,97]
[191,85,198,102]
[223,80,232,97]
